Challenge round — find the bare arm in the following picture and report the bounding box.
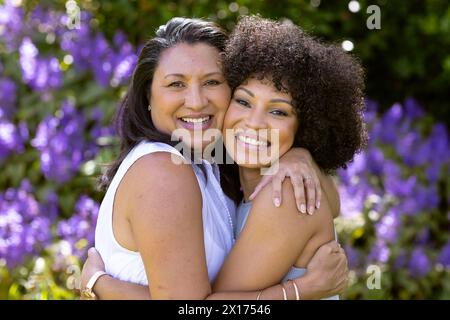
[213,180,334,293]
[81,153,345,299]
[83,180,344,300]
[250,148,340,217]
[86,250,346,300]
[84,153,301,300]
[126,153,211,299]
[83,239,347,300]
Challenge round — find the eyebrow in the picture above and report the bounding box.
[236,87,254,97]
[270,98,293,106]
[236,87,292,106]
[164,72,222,79]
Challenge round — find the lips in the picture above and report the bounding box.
[180,116,211,123]
[235,132,270,148]
[177,114,213,130]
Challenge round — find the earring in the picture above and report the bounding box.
[148,105,152,111]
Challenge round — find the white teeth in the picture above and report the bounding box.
[236,135,268,147]
[181,116,210,123]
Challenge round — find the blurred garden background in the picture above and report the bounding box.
[0,0,449,299]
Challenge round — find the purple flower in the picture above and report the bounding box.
[368,240,390,264]
[367,147,384,175]
[414,184,439,211]
[404,98,425,120]
[59,14,93,71]
[338,181,368,218]
[343,244,362,269]
[0,78,17,119]
[19,37,63,92]
[29,6,64,36]
[57,195,99,258]
[408,247,431,278]
[427,124,449,167]
[378,103,403,144]
[384,162,417,198]
[60,16,137,88]
[0,180,54,269]
[0,120,27,161]
[375,207,400,243]
[346,152,367,177]
[393,249,408,271]
[437,241,450,268]
[0,0,26,51]
[395,130,422,167]
[31,100,99,183]
[425,164,440,183]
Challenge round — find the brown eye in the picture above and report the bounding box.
[168,81,185,88]
[270,109,288,116]
[204,79,220,86]
[235,98,250,108]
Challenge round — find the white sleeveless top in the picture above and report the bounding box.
[95,141,236,285]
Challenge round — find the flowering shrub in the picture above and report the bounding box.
[337,99,450,299]
[0,1,136,299]
[0,1,448,299]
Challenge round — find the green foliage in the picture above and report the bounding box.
[69,0,450,125]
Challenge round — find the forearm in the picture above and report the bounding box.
[208,274,319,300]
[94,275,151,300]
[94,276,322,300]
[92,265,330,300]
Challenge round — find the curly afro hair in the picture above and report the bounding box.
[222,16,368,173]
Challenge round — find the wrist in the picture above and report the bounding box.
[81,271,108,300]
[295,273,318,300]
[91,273,112,299]
[295,148,312,162]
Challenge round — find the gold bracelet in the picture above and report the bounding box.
[281,284,288,300]
[256,289,263,300]
[291,280,300,300]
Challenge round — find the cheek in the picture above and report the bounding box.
[278,123,298,152]
[223,105,242,129]
[150,99,180,133]
[212,87,231,111]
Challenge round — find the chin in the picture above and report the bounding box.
[234,154,273,169]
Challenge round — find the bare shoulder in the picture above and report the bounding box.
[124,151,197,191]
[250,178,332,235]
[119,152,201,221]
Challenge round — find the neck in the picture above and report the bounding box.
[239,166,264,202]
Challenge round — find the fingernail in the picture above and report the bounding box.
[300,204,306,214]
[316,201,320,209]
[274,198,280,207]
[308,206,315,215]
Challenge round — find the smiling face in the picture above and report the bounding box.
[223,77,299,168]
[150,42,231,151]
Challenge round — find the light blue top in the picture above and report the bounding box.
[235,200,339,300]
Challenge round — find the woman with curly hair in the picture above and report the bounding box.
[214,16,367,299]
[80,16,362,300]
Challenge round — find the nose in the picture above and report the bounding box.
[185,84,208,111]
[245,107,267,130]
